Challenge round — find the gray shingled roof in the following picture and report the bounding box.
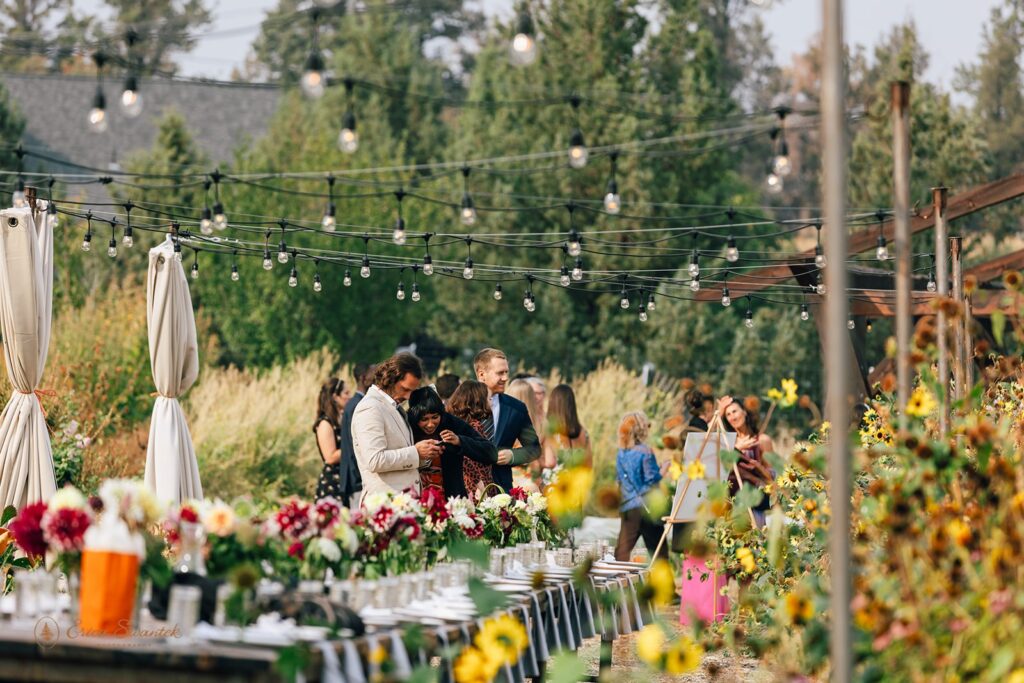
[1,73,280,202]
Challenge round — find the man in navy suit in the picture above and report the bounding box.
[338,363,373,507]
[474,348,540,491]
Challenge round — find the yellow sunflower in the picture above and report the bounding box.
[474,614,528,666]
[784,591,815,625]
[648,558,676,606]
[685,459,706,481]
[636,624,666,666]
[545,466,594,518]
[906,386,937,418]
[664,636,703,674]
[736,546,756,573]
[454,645,500,683]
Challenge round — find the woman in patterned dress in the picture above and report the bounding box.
[313,377,349,501]
[446,380,495,502]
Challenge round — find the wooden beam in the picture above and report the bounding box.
[965,247,1024,284]
[694,173,1024,301]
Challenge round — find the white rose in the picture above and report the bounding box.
[335,524,359,554]
[528,492,548,513]
[317,537,342,562]
[362,492,389,513]
[49,486,87,512]
[491,494,512,508]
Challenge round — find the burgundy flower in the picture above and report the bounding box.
[509,487,528,503]
[179,505,199,524]
[464,520,484,539]
[314,498,341,531]
[275,500,314,541]
[287,541,305,559]
[87,496,104,514]
[9,502,48,559]
[42,508,91,552]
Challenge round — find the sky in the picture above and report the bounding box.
[164,0,1003,92]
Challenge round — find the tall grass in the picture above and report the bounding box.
[185,350,350,500]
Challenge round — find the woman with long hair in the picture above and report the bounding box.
[407,386,497,499]
[718,395,774,524]
[446,380,496,501]
[542,384,592,469]
[684,387,715,432]
[505,378,543,491]
[313,377,350,501]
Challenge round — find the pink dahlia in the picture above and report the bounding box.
[42,507,91,553]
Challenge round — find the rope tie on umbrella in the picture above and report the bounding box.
[15,388,56,416]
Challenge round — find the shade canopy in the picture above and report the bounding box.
[0,205,56,510]
[143,238,202,504]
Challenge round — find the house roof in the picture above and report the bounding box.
[1,72,281,203]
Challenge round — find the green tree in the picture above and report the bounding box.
[90,0,213,75]
[0,0,70,71]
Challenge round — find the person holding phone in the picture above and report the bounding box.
[408,386,498,499]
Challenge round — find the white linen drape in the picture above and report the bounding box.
[143,237,202,504]
[0,205,56,509]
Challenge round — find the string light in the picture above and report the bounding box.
[322,176,336,231]
[765,169,783,194]
[689,274,700,292]
[647,292,656,311]
[46,199,58,229]
[120,73,143,118]
[122,201,133,247]
[688,242,700,278]
[338,78,358,153]
[81,212,93,251]
[289,260,299,288]
[509,6,538,66]
[392,189,406,244]
[560,265,570,287]
[11,176,26,207]
[619,282,630,309]
[927,272,937,293]
[422,234,434,276]
[262,231,273,270]
[191,251,199,279]
[277,223,290,263]
[172,229,182,261]
[411,276,421,302]
[603,152,621,214]
[300,11,326,99]
[231,250,240,281]
[199,180,213,234]
[567,203,582,256]
[343,269,352,287]
[638,302,648,322]
[44,177,59,229]
[493,282,503,301]
[360,234,371,278]
[463,239,475,280]
[800,303,810,321]
[106,219,118,258]
[313,259,322,292]
[396,279,406,300]
[726,235,739,262]
[460,167,477,226]
[571,256,584,281]
[211,170,227,230]
[874,210,889,261]
[866,319,873,333]
[567,95,588,169]
[721,286,731,308]
[847,318,855,330]
[770,106,792,177]
[815,272,826,296]
[744,297,754,328]
[88,53,107,133]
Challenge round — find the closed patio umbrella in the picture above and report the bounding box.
[143,237,202,504]
[0,205,56,509]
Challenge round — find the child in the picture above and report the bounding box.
[614,410,670,561]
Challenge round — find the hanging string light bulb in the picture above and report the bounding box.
[277,222,290,263]
[211,170,227,230]
[874,210,889,261]
[392,189,406,245]
[638,302,648,322]
[312,259,322,292]
[81,212,93,252]
[463,238,475,279]
[88,53,108,133]
[300,10,326,99]
[647,292,656,311]
[800,303,810,321]
[493,282,503,301]
[815,272,827,296]
[770,106,792,177]
[619,281,630,309]
[107,219,118,258]
[231,250,240,282]
[45,177,59,230]
[396,279,406,301]
[360,235,371,278]
[927,257,937,293]
[172,232,182,262]
[765,165,783,194]
[343,269,352,287]
[814,222,827,269]
[411,267,421,302]
[422,234,434,275]
[338,78,358,153]
[459,167,477,225]
[11,176,26,208]
[262,231,273,270]
[121,201,133,247]
[322,175,336,231]
[744,297,754,328]
[688,235,700,278]
[509,5,537,66]
[289,258,299,288]
[572,256,584,281]
[120,30,143,117]
[567,95,588,169]
[847,318,855,330]
[190,251,199,279]
[689,274,700,292]
[198,180,213,234]
[603,152,621,214]
[721,273,731,307]
[560,265,570,287]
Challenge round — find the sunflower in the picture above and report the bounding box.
[685,460,706,481]
[648,558,676,606]
[663,636,703,674]
[545,466,594,518]
[636,624,666,666]
[906,386,937,418]
[736,546,756,573]
[785,592,815,625]
[474,614,528,666]
[453,645,500,683]
[1009,670,1024,683]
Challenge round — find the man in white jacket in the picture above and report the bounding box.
[350,352,441,503]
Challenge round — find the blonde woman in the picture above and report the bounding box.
[614,410,670,561]
[506,378,543,492]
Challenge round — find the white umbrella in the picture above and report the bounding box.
[143,237,202,504]
[0,205,56,509]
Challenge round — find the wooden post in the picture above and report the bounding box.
[933,187,949,433]
[892,81,912,430]
[950,236,966,403]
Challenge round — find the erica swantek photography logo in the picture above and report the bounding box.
[34,617,182,648]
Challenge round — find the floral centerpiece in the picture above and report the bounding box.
[8,485,94,577]
[351,490,426,578]
[477,486,558,547]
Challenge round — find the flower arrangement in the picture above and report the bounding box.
[8,485,95,574]
[477,486,559,547]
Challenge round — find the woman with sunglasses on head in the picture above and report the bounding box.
[314,377,351,501]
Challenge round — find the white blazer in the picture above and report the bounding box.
[350,385,420,501]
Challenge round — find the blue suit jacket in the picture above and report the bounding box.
[491,393,541,491]
[339,392,364,498]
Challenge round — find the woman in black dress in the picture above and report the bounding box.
[314,377,349,501]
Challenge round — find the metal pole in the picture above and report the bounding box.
[823,1,851,681]
[950,236,965,403]
[933,187,949,433]
[892,81,912,431]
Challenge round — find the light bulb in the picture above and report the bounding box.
[120,74,143,117]
[81,235,91,252]
[721,288,731,307]
[288,268,298,288]
[360,256,371,278]
[191,262,199,279]
[213,202,227,230]
[460,195,477,226]
[313,274,322,292]
[639,308,648,322]
[572,258,584,281]
[523,294,531,310]
[322,204,336,231]
[816,282,827,296]
[560,266,570,287]
[510,32,537,66]
[526,296,536,312]
[772,154,791,177]
[396,283,406,301]
[620,293,630,309]
[765,172,783,194]
[567,232,582,257]
[11,182,26,207]
[122,232,133,248]
[343,270,352,287]
[263,251,273,270]
[411,284,421,302]
[689,277,700,292]
[200,207,213,234]
[493,284,503,301]
[422,255,434,276]
[46,207,59,230]
[392,217,406,245]
[726,237,739,263]
[603,192,621,214]
[647,294,656,311]
[173,244,182,262]
[927,276,937,293]
[107,239,117,258]
[688,252,700,278]
[800,305,810,321]
[568,129,587,169]
[463,258,474,280]
[847,319,855,330]
[231,264,240,281]
[744,311,754,328]
[876,236,889,261]
[300,55,325,99]
[278,247,289,264]
[814,245,827,269]
[88,106,107,133]
[338,111,358,153]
